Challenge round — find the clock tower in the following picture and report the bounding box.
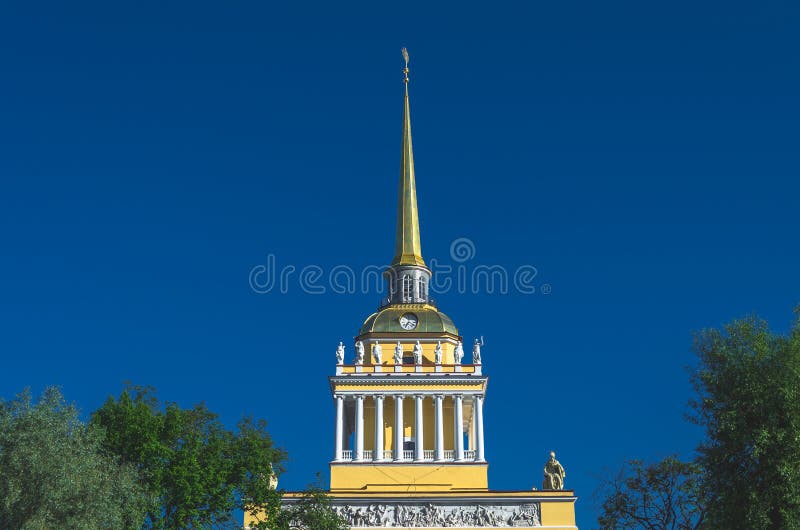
[328,56,488,492]
[247,50,579,529]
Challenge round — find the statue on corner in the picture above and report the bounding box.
[354,341,365,365]
[542,451,566,490]
[335,341,345,365]
[472,338,482,364]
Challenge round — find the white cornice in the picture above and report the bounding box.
[330,376,488,391]
[330,375,487,383]
[281,494,578,504]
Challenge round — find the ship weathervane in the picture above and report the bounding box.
[401,47,410,83]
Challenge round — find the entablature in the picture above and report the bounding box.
[330,375,488,396]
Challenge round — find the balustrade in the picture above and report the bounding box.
[337,448,478,462]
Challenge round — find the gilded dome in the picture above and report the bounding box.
[358,305,458,336]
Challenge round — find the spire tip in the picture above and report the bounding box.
[401,47,409,84]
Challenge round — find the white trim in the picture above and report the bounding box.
[282,494,578,505]
[359,337,461,346]
[330,375,488,386]
[334,390,486,398]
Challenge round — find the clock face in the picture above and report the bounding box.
[399,313,418,330]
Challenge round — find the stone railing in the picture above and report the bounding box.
[335,449,481,463]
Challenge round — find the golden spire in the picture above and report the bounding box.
[392,48,426,267]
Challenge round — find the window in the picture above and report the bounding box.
[419,279,427,301]
[402,275,412,302]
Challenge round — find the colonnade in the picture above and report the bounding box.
[333,393,485,463]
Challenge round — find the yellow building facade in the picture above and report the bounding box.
[248,51,578,529]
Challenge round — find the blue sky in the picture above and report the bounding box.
[1,1,799,527]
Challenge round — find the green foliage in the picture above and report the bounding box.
[690,312,800,528]
[596,456,704,530]
[251,478,348,530]
[91,385,285,529]
[0,387,148,529]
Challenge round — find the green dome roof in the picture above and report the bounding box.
[358,305,458,336]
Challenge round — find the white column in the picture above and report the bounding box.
[454,394,464,461]
[354,394,364,461]
[434,394,444,461]
[414,394,424,461]
[469,407,475,451]
[475,394,485,462]
[374,395,385,461]
[394,395,404,461]
[334,394,344,461]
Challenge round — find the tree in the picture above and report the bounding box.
[690,312,800,528]
[0,387,148,529]
[595,456,705,530]
[248,479,348,530]
[91,385,284,529]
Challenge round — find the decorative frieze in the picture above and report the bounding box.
[330,502,541,527]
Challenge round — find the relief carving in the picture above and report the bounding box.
[330,502,541,527]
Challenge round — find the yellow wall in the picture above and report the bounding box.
[444,400,455,450]
[540,500,578,528]
[329,463,489,491]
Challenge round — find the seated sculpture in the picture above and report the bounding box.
[542,451,566,490]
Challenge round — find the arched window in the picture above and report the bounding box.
[402,275,412,302]
[419,279,427,301]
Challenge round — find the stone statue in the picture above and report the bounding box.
[413,340,423,365]
[394,341,403,364]
[372,341,382,365]
[258,463,278,491]
[542,451,566,490]
[335,341,345,365]
[473,338,482,364]
[354,341,365,365]
[434,341,443,364]
[454,341,464,365]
